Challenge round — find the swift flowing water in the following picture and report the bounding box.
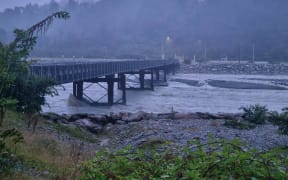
[43,73,288,114]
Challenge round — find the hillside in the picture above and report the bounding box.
[1,0,288,61]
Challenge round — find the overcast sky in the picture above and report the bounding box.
[0,0,99,12]
[0,0,53,11]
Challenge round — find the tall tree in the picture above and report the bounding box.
[0,11,69,126]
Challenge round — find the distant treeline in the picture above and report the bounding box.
[1,0,288,61]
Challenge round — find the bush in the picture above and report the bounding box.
[269,108,288,135]
[81,138,288,179]
[240,104,268,124]
[0,128,23,175]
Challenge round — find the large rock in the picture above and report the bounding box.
[88,114,109,125]
[68,113,89,122]
[124,111,148,122]
[74,118,103,133]
[40,112,66,123]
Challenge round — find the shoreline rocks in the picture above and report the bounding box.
[39,111,288,151]
[180,63,288,75]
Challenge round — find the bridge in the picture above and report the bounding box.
[30,58,179,105]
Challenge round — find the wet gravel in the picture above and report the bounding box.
[54,118,288,152]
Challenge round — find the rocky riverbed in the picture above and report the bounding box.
[180,63,288,75]
[39,111,288,152]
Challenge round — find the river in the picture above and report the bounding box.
[43,73,288,114]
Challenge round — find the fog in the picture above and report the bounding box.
[1,0,288,62]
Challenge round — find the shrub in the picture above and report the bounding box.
[240,104,268,124]
[269,108,288,135]
[81,139,288,179]
[0,128,23,175]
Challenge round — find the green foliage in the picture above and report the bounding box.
[0,12,69,176]
[269,108,288,135]
[0,11,69,125]
[81,139,288,179]
[224,119,256,130]
[0,128,23,175]
[0,99,18,126]
[240,104,268,124]
[53,124,96,143]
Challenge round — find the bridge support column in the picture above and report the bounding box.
[152,68,169,87]
[163,69,167,82]
[119,74,126,104]
[106,75,115,106]
[139,70,145,89]
[73,81,83,99]
[154,69,160,81]
[150,70,154,91]
[124,70,154,90]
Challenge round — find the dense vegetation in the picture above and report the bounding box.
[0,11,69,175]
[1,0,288,61]
[82,138,288,179]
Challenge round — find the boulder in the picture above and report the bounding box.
[88,114,108,125]
[124,111,148,122]
[74,118,94,127]
[74,118,103,134]
[118,112,131,120]
[68,113,89,122]
[86,124,103,134]
[40,112,64,123]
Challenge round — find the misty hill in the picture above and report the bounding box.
[0,0,288,61]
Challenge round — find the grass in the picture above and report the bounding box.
[52,123,97,143]
[0,111,96,179]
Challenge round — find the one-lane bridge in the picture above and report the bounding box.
[30,58,179,105]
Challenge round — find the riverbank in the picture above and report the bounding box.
[180,62,288,75]
[40,111,288,152]
[2,108,288,179]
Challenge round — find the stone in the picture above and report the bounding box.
[40,112,64,123]
[74,118,103,133]
[74,118,94,127]
[86,124,103,134]
[125,111,148,122]
[104,123,114,131]
[100,139,110,146]
[88,114,108,125]
[68,113,89,122]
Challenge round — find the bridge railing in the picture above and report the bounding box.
[30,59,178,84]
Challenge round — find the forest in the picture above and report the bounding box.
[1,0,288,61]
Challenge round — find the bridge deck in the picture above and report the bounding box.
[30,58,178,84]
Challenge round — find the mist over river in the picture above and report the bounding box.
[43,73,288,114]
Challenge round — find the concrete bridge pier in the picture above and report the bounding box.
[73,81,84,99]
[106,75,115,106]
[72,75,127,106]
[152,68,168,86]
[106,74,127,105]
[124,70,154,90]
[119,74,126,105]
[154,69,160,81]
